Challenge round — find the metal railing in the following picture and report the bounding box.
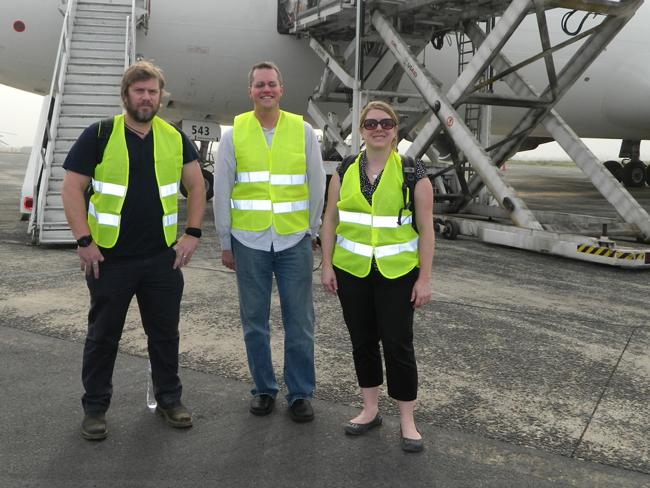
[125,0,137,69]
[28,0,76,239]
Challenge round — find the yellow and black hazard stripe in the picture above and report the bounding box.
[577,244,646,262]
[614,251,645,261]
[576,244,616,258]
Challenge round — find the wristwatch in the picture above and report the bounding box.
[185,227,202,239]
[77,235,93,247]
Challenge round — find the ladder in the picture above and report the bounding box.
[28,0,146,244]
[283,0,650,268]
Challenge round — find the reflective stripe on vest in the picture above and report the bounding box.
[338,210,412,228]
[163,213,178,227]
[87,114,183,248]
[336,235,419,259]
[92,180,126,197]
[236,172,306,186]
[231,199,273,211]
[333,151,419,279]
[231,110,309,234]
[88,202,120,227]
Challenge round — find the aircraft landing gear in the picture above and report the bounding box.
[603,160,623,182]
[180,168,214,201]
[622,159,647,188]
[603,159,647,188]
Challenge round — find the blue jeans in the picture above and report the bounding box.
[232,235,315,404]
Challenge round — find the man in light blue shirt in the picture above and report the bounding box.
[213,61,325,422]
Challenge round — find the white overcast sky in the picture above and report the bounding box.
[1,83,647,161]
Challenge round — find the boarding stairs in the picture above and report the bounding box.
[27,0,147,244]
[282,0,650,268]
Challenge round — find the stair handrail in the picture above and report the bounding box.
[125,0,137,69]
[28,0,77,238]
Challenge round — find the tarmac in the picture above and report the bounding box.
[1,151,649,487]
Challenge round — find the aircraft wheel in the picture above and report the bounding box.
[202,168,214,201]
[441,219,459,240]
[180,168,214,201]
[603,160,623,182]
[622,159,646,188]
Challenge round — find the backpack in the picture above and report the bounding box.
[84,117,115,207]
[339,153,418,232]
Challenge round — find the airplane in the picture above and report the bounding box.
[2,0,649,217]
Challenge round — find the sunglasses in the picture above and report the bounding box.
[362,118,396,130]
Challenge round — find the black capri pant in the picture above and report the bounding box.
[334,265,418,401]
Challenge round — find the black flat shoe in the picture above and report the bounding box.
[343,414,382,436]
[289,399,314,423]
[400,431,424,453]
[250,394,275,416]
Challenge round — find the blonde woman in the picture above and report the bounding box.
[320,101,435,452]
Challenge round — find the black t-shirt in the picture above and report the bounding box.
[63,122,199,259]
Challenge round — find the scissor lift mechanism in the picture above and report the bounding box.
[282,0,650,268]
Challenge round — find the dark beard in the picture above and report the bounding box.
[125,102,158,123]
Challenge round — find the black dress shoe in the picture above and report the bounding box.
[343,414,382,435]
[156,403,193,428]
[250,394,275,416]
[81,412,107,440]
[289,399,314,423]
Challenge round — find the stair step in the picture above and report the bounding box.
[59,115,111,130]
[62,93,121,105]
[72,32,126,43]
[60,104,119,116]
[73,26,126,35]
[74,17,125,27]
[70,44,124,54]
[74,21,125,30]
[45,194,64,207]
[38,230,75,245]
[75,13,131,22]
[47,179,64,193]
[68,58,124,66]
[64,87,120,94]
[66,73,122,84]
[48,166,67,180]
[71,40,124,51]
[67,62,124,73]
[75,9,131,20]
[76,5,131,13]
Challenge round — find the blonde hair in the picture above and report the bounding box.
[359,100,399,148]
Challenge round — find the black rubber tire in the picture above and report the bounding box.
[180,168,214,201]
[622,159,646,188]
[441,219,459,240]
[202,168,214,201]
[603,160,623,182]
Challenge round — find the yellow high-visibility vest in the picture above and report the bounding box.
[87,114,183,248]
[231,110,309,234]
[333,151,419,278]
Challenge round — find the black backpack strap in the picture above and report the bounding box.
[398,155,418,231]
[338,153,359,184]
[96,117,114,164]
[87,117,114,206]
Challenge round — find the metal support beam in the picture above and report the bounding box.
[406,0,531,159]
[372,6,543,230]
[464,7,650,242]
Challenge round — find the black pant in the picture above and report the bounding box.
[82,248,184,413]
[334,266,418,401]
